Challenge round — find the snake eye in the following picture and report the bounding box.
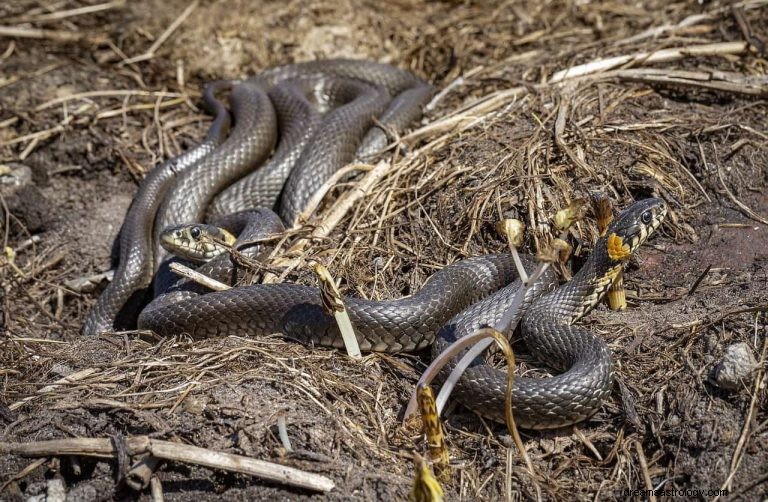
[641,211,653,225]
[190,226,201,240]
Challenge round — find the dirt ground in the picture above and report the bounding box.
[1,0,767,500]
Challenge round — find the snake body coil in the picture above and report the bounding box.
[433,198,666,428]
[85,59,667,428]
[146,198,666,428]
[82,83,232,335]
[83,59,433,334]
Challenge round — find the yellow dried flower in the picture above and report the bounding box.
[495,219,525,247]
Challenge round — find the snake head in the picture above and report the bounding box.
[604,198,667,261]
[160,223,236,262]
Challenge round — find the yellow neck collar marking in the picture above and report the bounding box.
[220,229,237,246]
[607,233,631,260]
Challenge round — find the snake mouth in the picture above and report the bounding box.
[159,224,234,262]
[608,197,667,256]
[159,230,198,261]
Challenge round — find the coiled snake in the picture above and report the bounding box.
[83,59,667,428]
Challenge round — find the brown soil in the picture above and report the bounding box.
[1,0,767,500]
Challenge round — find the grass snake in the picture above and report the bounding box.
[84,59,667,428]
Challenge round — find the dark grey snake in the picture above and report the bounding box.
[83,59,433,335]
[83,59,667,428]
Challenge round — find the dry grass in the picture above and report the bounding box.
[1,0,767,499]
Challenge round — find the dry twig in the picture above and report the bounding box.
[121,1,199,65]
[0,25,107,44]
[0,436,335,492]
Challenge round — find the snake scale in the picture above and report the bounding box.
[83,59,667,428]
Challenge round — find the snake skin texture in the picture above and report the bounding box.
[247,59,434,164]
[81,83,232,335]
[206,80,324,219]
[85,58,666,429]
[84,59,433,335]
[277,79,388,224]
[154,82,278,262]
[148,208,286,310]
[144,199,665,428]
[139,254,524,353]
[433,198,667,428]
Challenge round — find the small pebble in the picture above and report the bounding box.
[0,164,50,233]
[710,342,757,390]
[498,434,514,448]
[50,363,73,378]
[0,163,32,187]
